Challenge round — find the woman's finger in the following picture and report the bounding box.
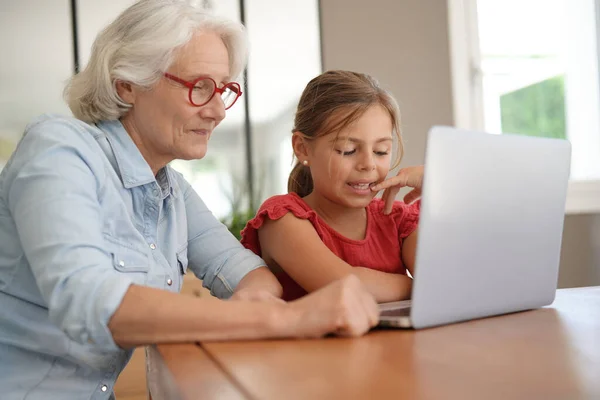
[361,289,380,328]
[349,283,376,331]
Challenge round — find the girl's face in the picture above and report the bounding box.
[303,104,394,208]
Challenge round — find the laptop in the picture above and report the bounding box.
[378,126,571,329]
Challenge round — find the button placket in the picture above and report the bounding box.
[146,185,161,252]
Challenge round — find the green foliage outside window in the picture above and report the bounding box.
[500,74,566,139]
[220,170,264,240]
[221,208,256,240]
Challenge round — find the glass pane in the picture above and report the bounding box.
[477,0,567,137]
[170,0,248,225]
[77,0,137,69]
[0,1,73,170]
[477,0,600,180]
[245,0,322,205]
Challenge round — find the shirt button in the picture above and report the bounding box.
[118,260,125,267]
[101,385,108,392]
[167,278,173,286]
[149,243,156,250]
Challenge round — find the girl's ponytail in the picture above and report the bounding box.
[287,162,313,197]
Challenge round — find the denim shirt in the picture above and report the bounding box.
[0,115,265,399]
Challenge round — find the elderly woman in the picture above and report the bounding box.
[0,0,379,397]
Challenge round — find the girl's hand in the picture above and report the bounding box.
[371,165,424,215]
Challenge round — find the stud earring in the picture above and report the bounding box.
[302,160,309,166]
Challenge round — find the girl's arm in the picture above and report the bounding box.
[230,267,284,302]
[402,229,419,277]
[258,214,412,302]
[371,165,423,278]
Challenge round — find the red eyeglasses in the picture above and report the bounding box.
[163,72,242,110]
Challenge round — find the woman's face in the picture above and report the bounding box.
[119,31,231,173]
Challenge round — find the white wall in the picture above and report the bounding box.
[320,0,455,168]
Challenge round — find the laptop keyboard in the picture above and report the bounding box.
[380,307,412,317]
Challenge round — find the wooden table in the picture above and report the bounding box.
[148,287,600,400]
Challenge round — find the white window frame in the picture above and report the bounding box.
[448,0,600,214]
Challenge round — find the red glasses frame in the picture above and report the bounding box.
[163,72,242,110]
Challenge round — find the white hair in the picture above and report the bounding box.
[64,0,248,123]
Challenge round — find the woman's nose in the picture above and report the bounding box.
[198,94,226,122]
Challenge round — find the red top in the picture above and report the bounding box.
[241,193,420,301]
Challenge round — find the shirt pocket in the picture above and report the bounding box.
[105,237,150,284]
[112,247,150,273]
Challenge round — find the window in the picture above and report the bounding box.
[245,0,322,206]
[0,0,73,171]
[449,0,600,213]
[0,0,322,224]
[170,0,248,221]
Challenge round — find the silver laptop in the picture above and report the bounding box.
[379,126,571,329]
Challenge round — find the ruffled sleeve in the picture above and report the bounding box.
[241,193,320,256]
[371,198,421,239]
[394,200,420,238]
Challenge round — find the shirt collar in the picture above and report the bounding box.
[96,119,176,197]
[156,167,178,199]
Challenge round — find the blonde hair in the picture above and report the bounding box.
[288,70,404,197]
[64,0,248,123]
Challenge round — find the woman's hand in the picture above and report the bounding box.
[371,165,424,214]
[285,275,379,338]
[108,275,376,346]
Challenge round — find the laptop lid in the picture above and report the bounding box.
[410,126,571,329]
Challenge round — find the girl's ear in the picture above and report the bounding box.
[292,132,310,160]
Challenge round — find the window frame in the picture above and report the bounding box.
[447,0,600,214]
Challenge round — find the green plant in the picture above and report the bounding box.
[222,208,256,240]
[220,169,265,240]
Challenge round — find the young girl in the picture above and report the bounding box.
[241,70,423,302]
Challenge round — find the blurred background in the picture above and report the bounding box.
[1,0,599,288]
[0,0,322,237]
